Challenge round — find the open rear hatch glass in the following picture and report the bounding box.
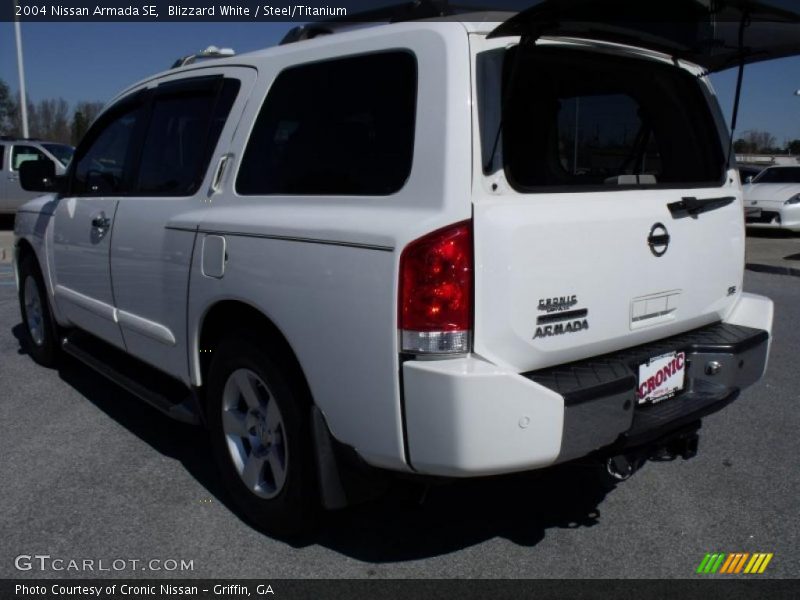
[489,0,800,74]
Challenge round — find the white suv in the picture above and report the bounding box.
[14,4,793,535]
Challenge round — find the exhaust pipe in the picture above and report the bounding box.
[606,454,635,481]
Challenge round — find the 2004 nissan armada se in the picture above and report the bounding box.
[14,1,798,535]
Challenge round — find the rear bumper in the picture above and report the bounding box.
[402,293,772,477]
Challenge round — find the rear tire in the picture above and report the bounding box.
[207,333,318,537]
[17,253,60,367]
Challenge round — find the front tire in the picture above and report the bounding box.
[17,253,60,367]
[207,334,317,536]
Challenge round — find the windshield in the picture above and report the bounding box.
[42,143,75,167]
[752,167,800,184]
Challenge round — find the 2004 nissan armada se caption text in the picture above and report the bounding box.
[14,0,798,535]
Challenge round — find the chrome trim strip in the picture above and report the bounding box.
[117,310,177,346]
[165,226,394,252]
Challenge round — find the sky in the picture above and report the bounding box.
[1,20,799,144]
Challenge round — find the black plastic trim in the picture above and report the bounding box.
[61,330,199,424]
[524,322,768,407]
[668,195,736,218]
[537,308,588,325]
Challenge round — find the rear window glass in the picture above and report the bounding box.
[495,47,725,191]
[753,167,800,184]
[237,51,417,196]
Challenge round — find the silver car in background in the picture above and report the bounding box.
[0,137,74,214]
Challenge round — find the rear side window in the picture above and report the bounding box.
[237,51,417,196]
[136,78,240,196]
[498,47,725,191]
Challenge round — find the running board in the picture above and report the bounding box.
[61,332,201,425]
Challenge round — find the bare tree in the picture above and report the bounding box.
[1,84,103,145]
[34,98,71,143]
[741,129,778,153]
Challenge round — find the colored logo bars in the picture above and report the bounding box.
[696,553,773,574]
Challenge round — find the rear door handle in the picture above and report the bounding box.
[668,196,735,218]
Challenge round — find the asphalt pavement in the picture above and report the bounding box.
[745,229,800,277]
[0,267,798,579]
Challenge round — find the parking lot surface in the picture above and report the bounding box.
[0,267,797,579]
[745,229,800,276]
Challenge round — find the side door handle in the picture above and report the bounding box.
[91,214,111,229]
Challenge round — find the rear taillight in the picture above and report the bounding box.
[399,220,472,354]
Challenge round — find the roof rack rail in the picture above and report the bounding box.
[171,45,235,69]
[279,0,491,45]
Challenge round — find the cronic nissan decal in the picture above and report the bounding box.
[534,294,589,339]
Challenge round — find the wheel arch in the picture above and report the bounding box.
[14,237,37,280]
[195,299,312,402]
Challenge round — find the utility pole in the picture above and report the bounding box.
[14,6,29,138]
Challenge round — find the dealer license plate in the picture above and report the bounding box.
[637,351,686,405]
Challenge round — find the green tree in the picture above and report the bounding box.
[71,110,88,146]
[788,139,800,156]
[71,101,103,145]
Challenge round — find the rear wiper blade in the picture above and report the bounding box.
[668,196,735,218]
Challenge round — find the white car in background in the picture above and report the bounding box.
[744,166,800,231]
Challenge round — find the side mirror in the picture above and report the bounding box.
[19,159,57,192]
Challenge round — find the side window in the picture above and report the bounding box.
[0,145,5,171]
[72,104,142,196]
[12,145,48,171]
[136,79,240,196]
[237,51,417,196]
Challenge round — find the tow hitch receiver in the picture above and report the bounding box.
[604,423,701,481]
